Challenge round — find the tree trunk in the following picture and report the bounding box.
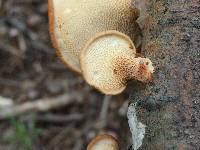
[129,0,200,149]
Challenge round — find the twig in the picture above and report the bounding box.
[5,17,37,40]
[3,17,54,54]
[99,95,112,121]
[0,78,21,86]
[23,113,85,123]
[0,42,21,57]
[30,40,55,54]
[0,96,13,107]
[0,93,83,119]
[49,125,75,148]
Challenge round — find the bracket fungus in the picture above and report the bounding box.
[80,31,154,95]
[48,0,139,73]
[48,0,154,95]
[87,134,119,150]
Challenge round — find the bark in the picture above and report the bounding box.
[129,0,200,149]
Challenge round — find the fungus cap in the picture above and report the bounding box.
[87,134,119,150]
[48,0,80,73]
[80,30,137,95]
[48,0,139,73]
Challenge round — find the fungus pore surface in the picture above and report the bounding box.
[80,31,137,95]
[48,0,138,73]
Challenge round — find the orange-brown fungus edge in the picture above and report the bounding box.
[48,0,81,74]
[138,63,153,82]
[87,134,119,150]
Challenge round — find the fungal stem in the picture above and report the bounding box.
[113,56,154,83]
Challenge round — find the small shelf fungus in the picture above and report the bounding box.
[48,0,139,73]
[87,134,119,150]
[80,31,154,95]
[48,0,154,95]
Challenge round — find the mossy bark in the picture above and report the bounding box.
[129,0,200,149]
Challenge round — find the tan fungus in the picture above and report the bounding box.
[48,0,138,73]
[87,134,119,150]
[80,31,154,95]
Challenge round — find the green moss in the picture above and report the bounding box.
[8,117,41,150]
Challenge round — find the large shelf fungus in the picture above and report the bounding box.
[48,0,154,95]
[48,0,139,73]
[80,31,154,95]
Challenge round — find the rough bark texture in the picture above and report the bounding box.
[129,0,200,149]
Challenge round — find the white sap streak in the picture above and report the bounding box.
[127,103,146,150]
